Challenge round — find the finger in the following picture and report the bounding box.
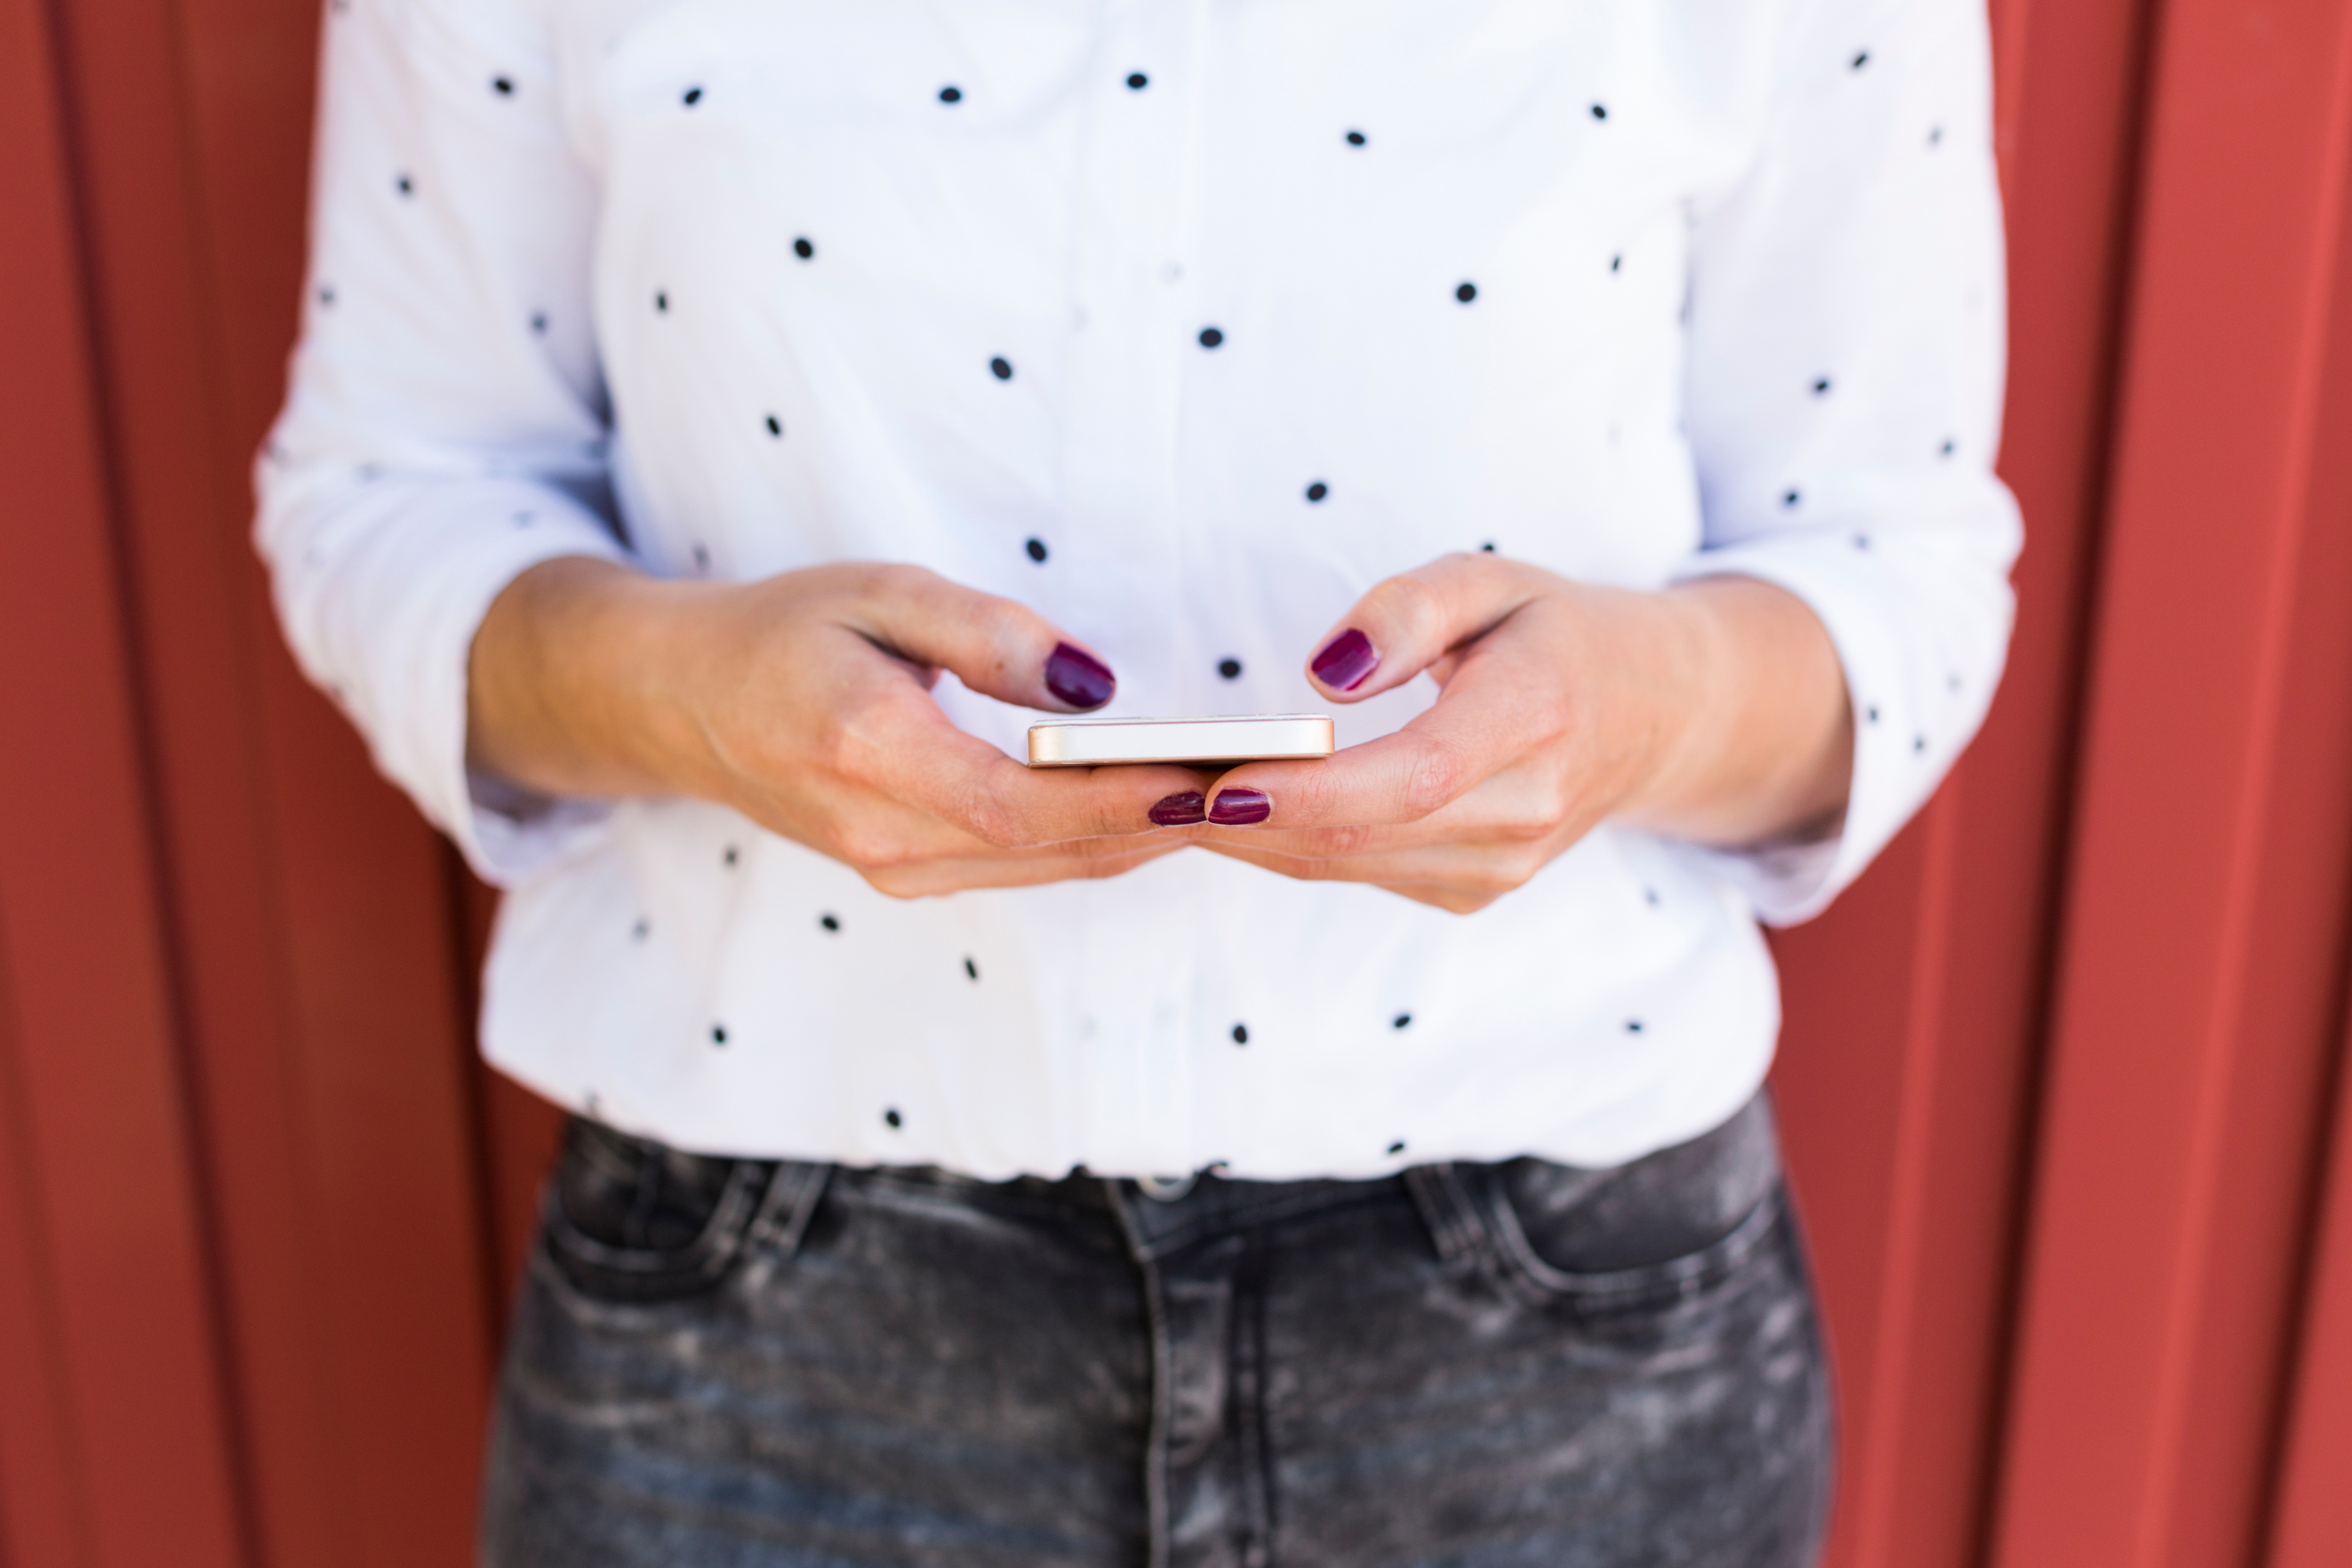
[1196,645,1563,829]
[834,684,1220,847]
[844,564,1120,713]
[1177,758,1573,859]
[1192,837,1539,905]
[1302,553,1549,702]
[862,837,1192,898]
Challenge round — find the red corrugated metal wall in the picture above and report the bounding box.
[5,1,2351,1565]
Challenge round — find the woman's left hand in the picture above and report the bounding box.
[1164,554,1855,913]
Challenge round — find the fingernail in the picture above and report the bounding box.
[1149,792,1207,826]
[1310,628,1379,691]
[1207,788,1270,826]
[1045,642,1115,710]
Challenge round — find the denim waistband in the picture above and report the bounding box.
[827,1159,1414,1263]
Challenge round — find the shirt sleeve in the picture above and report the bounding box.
[254,0,631,886]
[1671,0,2022,924]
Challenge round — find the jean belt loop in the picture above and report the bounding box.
[1405,1161,1494,1267]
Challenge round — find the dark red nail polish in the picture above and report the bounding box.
[1045,642,1115,710]
[1208,788,1270,826]
[1149,792,1207,826]
[1310,628,1379,691]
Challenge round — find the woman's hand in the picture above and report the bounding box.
[1174,555,1854,914]
[469,557,1207,897]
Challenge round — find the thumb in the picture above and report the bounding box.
[847,565,1116,713]
[1305,554,1545,702]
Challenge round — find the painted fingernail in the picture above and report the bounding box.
[1310,628,1379,691]
[1207,788,1271,826]
[1044,642,1116,710]
[1149,792,1207,826]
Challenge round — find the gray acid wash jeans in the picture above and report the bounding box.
[480,1093,1831,1568]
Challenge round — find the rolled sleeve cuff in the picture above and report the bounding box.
[1668,537,1968,926]
[274,474,633,887]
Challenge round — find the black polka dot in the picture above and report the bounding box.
[1644,887,1661,907]
[492,75,514,96]
[1345,129,1367,147]
[1853,533,1871,550]
[1218,658,1243,680]
[1852,49,1871,70]
[819,913,840,932]
[682,85,703,106]
[1025,537,1049,562]
[1232,1023,1249,1045]
[884,1107,903,1128]
[1480,542,1497,553]
[723,845,739,868]
[1914,735,1929,753]
[1127,71,1149,90]
[632,919,649,940]
[1456,281,1478,303]
[991,357,1014,381]
[1813,376,1832,395]
[1305,481,1329,503]
[1610,253,1623,274]
[530,311,548,333]
[1941,438,1958,457]
[1782,488,1802,509]
[964,956,979,980]
[1392,1013,1412,1029]
[1387,1140,1407,1156]
[793,237,815,260]
[317,283,336,306]
[711,1025,728,1045]
[938,85,962,104]
[691,543,710,570]
[1590,103,1608,121]
[1198,326,1225,349]
[1929,125,1945,147]
[395,172,414,196]
[655,290,669,312]
[764,414,783,438]
[1866,705,1881,724]
[1624,1018,1644,1033]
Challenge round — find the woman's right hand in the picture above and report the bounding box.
[467,557,1207,896]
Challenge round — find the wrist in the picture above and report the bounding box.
[1616,575,1853,845]
[469,556,721,800]
[1602,583,1728,827]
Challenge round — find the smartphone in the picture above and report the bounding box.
[1026,714,1335,768]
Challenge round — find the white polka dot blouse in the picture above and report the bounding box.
[256,0,2020,1180]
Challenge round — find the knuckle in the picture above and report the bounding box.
[1377,573,1447,646]
[957,791,1029,849]
[1498,802,1559,843]
[831,824,911,872]
[1399,747,1469,818]
[858,867,924,900]
[1308,824,1377,856]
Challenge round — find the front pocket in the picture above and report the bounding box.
[1472,1094,1788,1312]
[541,1119,775,1305]
[1479,1174,1785,1312]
